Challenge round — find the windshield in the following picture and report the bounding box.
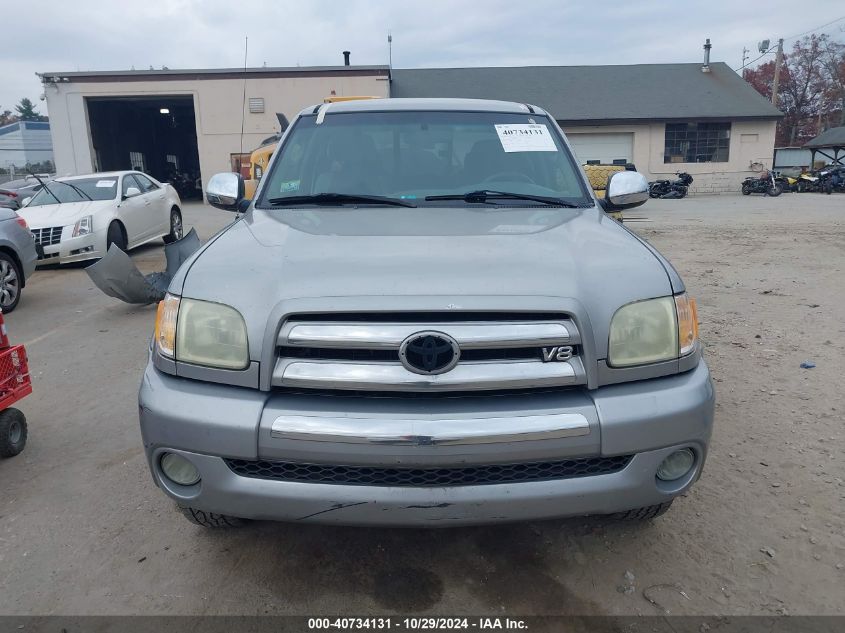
[27,177,118,207]
[257,110,590,207]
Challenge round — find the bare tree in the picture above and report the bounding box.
[819,39,845,128]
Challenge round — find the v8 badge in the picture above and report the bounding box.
[542,346,573,362]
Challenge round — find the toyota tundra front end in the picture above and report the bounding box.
[139,98,714,527]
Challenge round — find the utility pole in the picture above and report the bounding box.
[771,38,784,108]
[742,47,749,71]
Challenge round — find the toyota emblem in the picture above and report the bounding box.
[399,331,460,375]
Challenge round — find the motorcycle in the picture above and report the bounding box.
[741,170,782,196]
[816,167,843,194]
[648,172,693,199]
[773,172,797,193]
[795,171,821,193]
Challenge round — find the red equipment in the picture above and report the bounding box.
[0,310,31,457]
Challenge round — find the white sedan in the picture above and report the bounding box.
[19,171,183,266]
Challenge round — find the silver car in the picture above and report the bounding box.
[0,207,38,313]
[140,98,715,528]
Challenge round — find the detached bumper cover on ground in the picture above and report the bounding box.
[86,228,200,304]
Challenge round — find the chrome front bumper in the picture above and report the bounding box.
[139,361,714,526]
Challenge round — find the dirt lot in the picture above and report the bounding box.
[0,193,842,616]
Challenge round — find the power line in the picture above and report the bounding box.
[735,15,845,72]
[735,46,776,72]
[783,15,845,42]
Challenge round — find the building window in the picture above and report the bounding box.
[166,154,179,170]
[129,151,147,172]
[664,122,730,163]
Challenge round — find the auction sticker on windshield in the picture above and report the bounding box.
[96,180,116,188]
[495,124,557,153]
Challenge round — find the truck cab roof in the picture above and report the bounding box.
[297,97,549,117]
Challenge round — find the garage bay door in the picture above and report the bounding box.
[566,132,633,165]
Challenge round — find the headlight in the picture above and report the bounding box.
[154,293,249,370]
[72,215,92,237]
[609,294,698,367]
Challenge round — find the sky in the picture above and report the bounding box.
[3,0,844,113]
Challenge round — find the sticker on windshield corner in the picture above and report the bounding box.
[96,180,116,187]
[494,124,558,153]
[279,180,300,193]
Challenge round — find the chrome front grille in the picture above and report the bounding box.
[273,314,586,392]
[31,226,62,247]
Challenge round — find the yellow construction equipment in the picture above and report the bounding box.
[243,97,381,200]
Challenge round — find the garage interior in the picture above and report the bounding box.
[86,96,202,198]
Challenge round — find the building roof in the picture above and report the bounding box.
[804,126,845,148]
[38,65,390,83]
[390,62,783,123]
[298,97,546,117]
[0,121,50,137]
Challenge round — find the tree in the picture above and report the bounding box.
[14,98,46,122]
[0,109,15,126]
[819,39,845,127]
[744,35,829,146]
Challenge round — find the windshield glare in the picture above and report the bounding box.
[27,177,118,207]
[258,111,590,206]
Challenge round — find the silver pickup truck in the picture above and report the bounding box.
[139,98,714,528]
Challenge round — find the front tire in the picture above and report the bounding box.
[163,207,183,244]
[178,505,247,528]
[0,408,27,458]
[767,185,783,197]
[106,221,127,252]
[609,501,673,521]
[0,252,22,314]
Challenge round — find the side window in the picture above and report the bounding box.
[134,173,159,192]
[122,175,142,197]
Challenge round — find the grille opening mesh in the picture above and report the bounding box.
[225,455,631,487]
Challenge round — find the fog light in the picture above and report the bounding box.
[160,452,201,486]
[656,448,695,481]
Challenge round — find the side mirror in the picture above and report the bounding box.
[206,172,245,212]
[20,197,32,208]
[601,171,649,211]
[123,186,141,199]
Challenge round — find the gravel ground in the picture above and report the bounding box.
[0,193,842,616]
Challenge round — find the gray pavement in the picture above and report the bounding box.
[0,194,843,616]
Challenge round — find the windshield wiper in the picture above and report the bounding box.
[425,190,584,208]
[28,172,60,204]
[56,180,92,201]
[267,193,416,208]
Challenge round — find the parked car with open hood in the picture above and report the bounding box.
[18,171,183,265]
[141,97,714,528]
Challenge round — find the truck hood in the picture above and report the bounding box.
[178,206,673,359]
[19,199,113,227]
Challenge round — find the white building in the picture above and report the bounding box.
[39,64,390,189]
[0,121,54,174]
[40,54,782,195]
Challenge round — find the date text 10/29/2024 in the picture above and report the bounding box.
[308,617,528,630]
